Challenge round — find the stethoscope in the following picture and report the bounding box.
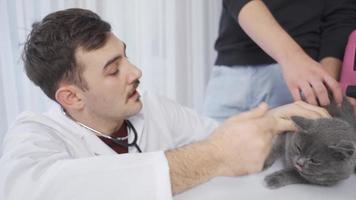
[62,108,142,153]
[117,120,142,153]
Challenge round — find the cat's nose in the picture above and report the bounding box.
[295,158,306,170]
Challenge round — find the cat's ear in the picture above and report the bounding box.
[329,141,355,161]
[291,116,313,132]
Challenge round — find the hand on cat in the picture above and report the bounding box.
[281,54,342,106]
[267,101,330,133]
[347,97,356,115]
[207,103,286,177]
[206,102,330,177]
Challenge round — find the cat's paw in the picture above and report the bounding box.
[264,173,286,189]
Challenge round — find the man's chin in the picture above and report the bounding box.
[128,100,143,116]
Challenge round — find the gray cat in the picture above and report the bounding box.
[264,98,356,189]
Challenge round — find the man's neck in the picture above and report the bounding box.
[65,109,124,136]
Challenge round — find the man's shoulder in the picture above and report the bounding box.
[13,106,61,125]
[4,107,67,139]
[11,111,52,128]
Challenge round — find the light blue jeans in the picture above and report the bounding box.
[203,64,293,122]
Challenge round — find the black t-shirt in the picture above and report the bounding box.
[215,0,356,66]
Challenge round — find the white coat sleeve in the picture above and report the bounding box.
[0,124,172,200]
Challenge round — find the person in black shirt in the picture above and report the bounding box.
[203,0,356,121]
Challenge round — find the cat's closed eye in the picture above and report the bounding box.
[309,158,321,165]
[295,145,302,153]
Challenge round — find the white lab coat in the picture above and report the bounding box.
[0,92,218,200]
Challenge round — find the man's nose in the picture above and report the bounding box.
[127,64,142,83]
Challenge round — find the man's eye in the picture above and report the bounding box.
[108,61,120,75]
[109,69,119,75]
[106,65,119,75]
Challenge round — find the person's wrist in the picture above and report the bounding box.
[320,57,342,80]
[204,136,228,177]
[277,47,309,69]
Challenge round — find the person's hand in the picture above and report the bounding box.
[207,101,330,178]
[281,55,343,106]
[267,101,331,132]
[347,97,356,115]
[206,103,281,177]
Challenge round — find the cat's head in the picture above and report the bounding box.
[287,116,356,185]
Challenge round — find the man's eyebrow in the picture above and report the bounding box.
[102,55,122,70]
[102,43,127,70]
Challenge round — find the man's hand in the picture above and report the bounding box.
[166,102,329,194]
[206,103,273,177]
[207,101,330,177]
[281,55,343,106]
[267,100,331,132]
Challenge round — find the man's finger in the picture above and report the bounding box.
[273,118,297,134]
[234,103,268,121]
[294,101,331,118]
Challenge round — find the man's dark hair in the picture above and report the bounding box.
[23,8,111,101]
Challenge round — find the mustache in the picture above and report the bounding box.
[133,79,140,89]
[127,79,141,99]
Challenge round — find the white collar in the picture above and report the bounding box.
[45,104,145,155]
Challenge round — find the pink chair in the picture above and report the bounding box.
[340,30,356,98]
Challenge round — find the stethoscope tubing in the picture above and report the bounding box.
[112,120,142,153]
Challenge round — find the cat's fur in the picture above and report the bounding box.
[264,98,356,189]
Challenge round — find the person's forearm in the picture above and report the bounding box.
[165,139,222,195]
[237,0,309,67]
[320,57,342,80]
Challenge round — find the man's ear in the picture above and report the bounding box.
[55,84,85,111]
